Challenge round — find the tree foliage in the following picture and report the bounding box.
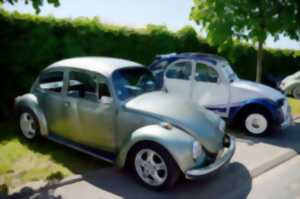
[0,0,59,13]
[282,0,300,41]
[0,9,299,119]
[190,0,299,82]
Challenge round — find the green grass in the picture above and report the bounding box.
[288,97,300,117]
[0,122,109,189]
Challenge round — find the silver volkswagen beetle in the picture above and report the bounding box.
[15,57,235,190]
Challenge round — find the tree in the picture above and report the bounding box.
[190,0,298,82]
[0,0,59,13]
[282,0,300,42]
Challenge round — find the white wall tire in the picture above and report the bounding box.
[18,109,40,140]
[242,110,271,136]
[131,142,180,191]
[292,87,300,99]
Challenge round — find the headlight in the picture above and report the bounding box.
[219,120,226,132]
[192,141,202,160]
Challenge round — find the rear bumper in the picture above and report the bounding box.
[185,135,235,179]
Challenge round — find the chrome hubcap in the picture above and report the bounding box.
[20,112,36,139]
[293,87,300,99]
[245,113,268,134]
[134,149,167,186]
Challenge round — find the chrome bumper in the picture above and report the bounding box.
[281,113,293,128]
[281,102,293,129]
[185,135,235,179]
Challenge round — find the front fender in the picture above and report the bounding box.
[116,125,203,172]
[15,93,48,136]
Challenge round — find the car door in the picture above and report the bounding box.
[164,60,193,99]
[192,61,230,118]
[35,69,68,136]
[64,69,116,152]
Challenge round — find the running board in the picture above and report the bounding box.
[47,133,115,163]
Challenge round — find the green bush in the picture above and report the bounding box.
[0,9,299,119]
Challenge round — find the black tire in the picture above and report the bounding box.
[241,109,273,137]
[130,142,181,191]
[18,107,41,141]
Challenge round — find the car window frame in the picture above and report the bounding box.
[36,68,66,96]
[164,59,193,81]
[193,61,224,84]
[65,68,113,104]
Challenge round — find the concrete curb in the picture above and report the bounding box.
[250,149,298,178]
[294,116,300,122]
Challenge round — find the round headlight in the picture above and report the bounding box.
[219,120,226,132]
[192,141,202,160]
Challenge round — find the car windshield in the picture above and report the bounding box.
[220,62,239,83]
[112,67,158,101]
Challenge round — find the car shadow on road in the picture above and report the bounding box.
[230,121,300,154]
[81,162,252,199]
[8,162,252,199]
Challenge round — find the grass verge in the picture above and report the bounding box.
[288,97,300,117]
[0,122,108,189]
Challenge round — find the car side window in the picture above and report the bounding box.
[195,63,219,83]
[67,71,98,102]
[39,71,64,93]
[165,61,192,80]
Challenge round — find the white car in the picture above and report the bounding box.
[149,53,293,136]
[280,71,300,99]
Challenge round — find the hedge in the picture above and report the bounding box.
[0,9,299,119]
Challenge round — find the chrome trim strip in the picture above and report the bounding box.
[47,135,114,163]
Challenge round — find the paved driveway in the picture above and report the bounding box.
[9,122,300,199]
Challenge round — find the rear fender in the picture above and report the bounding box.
[15,93,48,136]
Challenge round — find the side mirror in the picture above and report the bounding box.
[100,96,113,104]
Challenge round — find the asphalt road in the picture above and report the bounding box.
[9,121,300,199]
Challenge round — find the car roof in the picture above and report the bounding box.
[153,52,227,65]
[46,57,143,77]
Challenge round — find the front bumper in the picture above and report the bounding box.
[185,135,236,179]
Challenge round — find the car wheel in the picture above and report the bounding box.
[292,86,300,99]
[242,110,272,136]
[131,142,181,191]
[18,108,40,140]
